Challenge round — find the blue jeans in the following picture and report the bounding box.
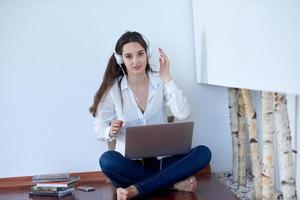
[99,145,212,198]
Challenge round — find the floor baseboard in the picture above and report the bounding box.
[0,171,106,190]
[0,165,210,190]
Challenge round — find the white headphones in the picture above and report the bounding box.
[114,35,152,65]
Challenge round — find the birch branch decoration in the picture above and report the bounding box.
[228,88,239,183]
[241,89,262,200]
[261,92,275,200]
[274,93,297,200]
[238,89,246,186]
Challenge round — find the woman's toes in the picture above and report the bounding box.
[173,176,197,192]
[116,188,128,200]
[190,176,197,191]
[116,186,139,200]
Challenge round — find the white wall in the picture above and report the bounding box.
[0,0,233,178]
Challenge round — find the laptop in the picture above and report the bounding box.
[125,121,194,159]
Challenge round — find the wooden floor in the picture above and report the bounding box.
[0,174,239,200]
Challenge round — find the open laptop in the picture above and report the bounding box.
[125,121,194,159]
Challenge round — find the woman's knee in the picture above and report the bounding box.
[99,150,122,171]
[193,145,212,164]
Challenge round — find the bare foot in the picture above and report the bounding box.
[116,185,139,200]
[173,176,197,192]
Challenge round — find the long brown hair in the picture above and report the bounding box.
[89,31,151,117]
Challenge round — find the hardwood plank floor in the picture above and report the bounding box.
[0,174,239,200]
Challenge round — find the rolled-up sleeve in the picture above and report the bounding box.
[93,92,116,141]
[164,80,190,120]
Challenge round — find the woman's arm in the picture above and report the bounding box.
[159,48,190,120]
[93,92,117,141]
[164,80,190,120]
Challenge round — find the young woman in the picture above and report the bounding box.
[90,31,212,200]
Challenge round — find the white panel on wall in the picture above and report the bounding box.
[297,97,300,198]
[192,0,300,95]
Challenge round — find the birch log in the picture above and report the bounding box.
[228,88,239,183]
[238,89,246,186]
[274,93,297,200]
[241,89,262,200]
[261,92,275,200]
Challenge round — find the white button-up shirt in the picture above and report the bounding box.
[93,72,190,155]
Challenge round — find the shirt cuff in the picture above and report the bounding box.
[103,126,116,141]
[164,80,178,95]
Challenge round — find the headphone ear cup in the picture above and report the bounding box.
[146,44,152,58]
[114,51,123,65]
[141,34,152,58]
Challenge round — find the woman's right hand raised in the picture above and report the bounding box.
[109,120,123,137]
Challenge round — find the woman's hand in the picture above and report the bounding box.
[109,120,123,137]
[159,48,172,83]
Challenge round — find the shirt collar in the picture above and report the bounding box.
[120,76,128,90]
[149,72,161,89]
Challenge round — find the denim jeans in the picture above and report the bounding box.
[99,145,212,198]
